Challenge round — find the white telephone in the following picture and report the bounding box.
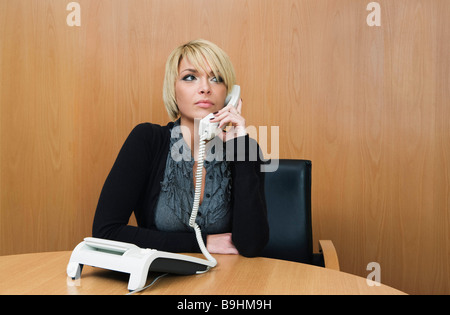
[67,237,214,292]
[189,85,240,267]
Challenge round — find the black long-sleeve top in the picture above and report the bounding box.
[92,121,269,257]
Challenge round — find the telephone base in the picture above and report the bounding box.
[67,237,214,291]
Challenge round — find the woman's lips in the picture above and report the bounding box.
[195,100,214,108]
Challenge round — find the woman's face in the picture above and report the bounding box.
[175,57,227,122]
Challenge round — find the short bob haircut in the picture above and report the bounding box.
[163,39,236,121]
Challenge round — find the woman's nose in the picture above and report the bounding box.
[198,79,211,95]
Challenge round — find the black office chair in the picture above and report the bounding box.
[261,159,340,270]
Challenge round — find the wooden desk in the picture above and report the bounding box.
[0,251,405,295]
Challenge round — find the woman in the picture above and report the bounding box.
[92,39,269,257]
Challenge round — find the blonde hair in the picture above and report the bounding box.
[163,39,236,121]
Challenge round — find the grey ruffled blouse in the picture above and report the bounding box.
[154,120,232,234]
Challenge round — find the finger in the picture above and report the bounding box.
[217,105,231,116]
[236,98,243,115]
[228,105,239,115]
[217,114,244,129]
[212,110,233,123]
[217,116,233,129]
[214,107,243,122]
[218,100,240,115]
[218,98,242,117]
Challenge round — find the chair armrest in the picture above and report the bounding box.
[319,240,340,271]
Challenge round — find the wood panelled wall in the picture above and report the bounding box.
[1,0,449,294]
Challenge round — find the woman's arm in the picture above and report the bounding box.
[92,123,203,252]
[209,100,269,257]
[227,135,270,257]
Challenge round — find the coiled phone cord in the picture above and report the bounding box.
[189,134,217,268]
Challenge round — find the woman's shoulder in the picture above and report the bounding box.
[129,121,174,139]
[132,121,174,133]
[122,121,175,152]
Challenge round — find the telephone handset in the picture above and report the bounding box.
[225,84,241,110]
[199,85,241,140]
[190,85,241,268]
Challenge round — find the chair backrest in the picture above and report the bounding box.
[261,159,313,264]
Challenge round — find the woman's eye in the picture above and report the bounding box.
[182,74,196,81]
[211,76,224,83]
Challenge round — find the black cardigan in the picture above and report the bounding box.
[92,121,269,257]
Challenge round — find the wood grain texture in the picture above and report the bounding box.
[1,0,449,294]
[0,251,405,295]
